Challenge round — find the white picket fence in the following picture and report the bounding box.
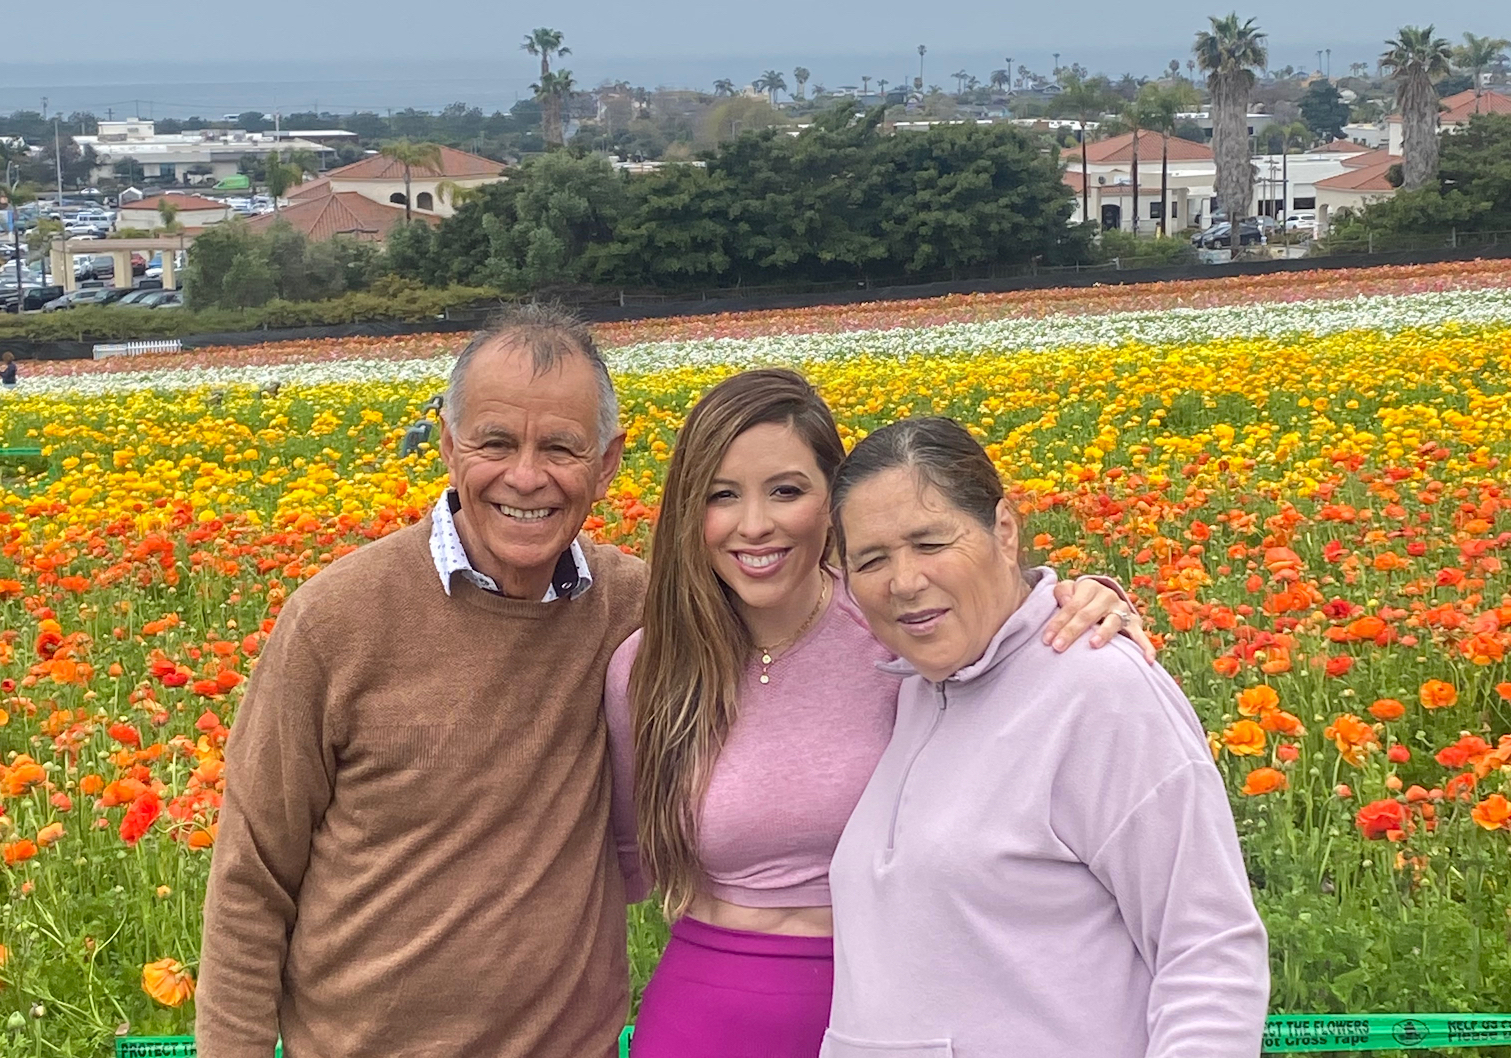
[92,339,183,359]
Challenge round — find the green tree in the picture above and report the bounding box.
[1382,26,1453,189]
[793,67,811,100]
[156,198,180,233]
[378,141,443,222]
[522,28,572,146]
[262,152,310,213]
[1194,13,1268,219]
[1299,79,1351,141]
[1136,81,1200,235]
[479,152,626,291]
[713,79,736,97]
[112,156,145,185]
[1050,75,1116,226]
[1454,33,1511,111]
[755,70,788,106]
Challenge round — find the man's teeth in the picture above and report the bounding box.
[498,505,552,522]
[739,551,787,568]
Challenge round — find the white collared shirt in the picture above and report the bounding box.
[429,490,593,602]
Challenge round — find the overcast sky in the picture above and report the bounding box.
[4,0,1507,117]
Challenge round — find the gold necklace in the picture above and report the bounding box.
[755,576,831,685]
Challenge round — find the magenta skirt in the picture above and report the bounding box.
[630,916,834,1058]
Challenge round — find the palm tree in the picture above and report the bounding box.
[532,69,576,147]
[793,66,810,100]
[378,140,442,222]
[1454,33,1511,110]
[1381,26,1453,189]
[521,27,569,81]
[1137,81,1199,235]
[952,69,970,94]
[262,151,310,213]
[156,197,180,234]
[990,69,1010,92]
[878,78,890,98]
[1050,74,1115,226]
[1194,14,1268,221]
[713,78,736,97]
[755,70,788,106]
[917,45,927,88]
[1187,58,1197,81]
[1349,62,1368,79]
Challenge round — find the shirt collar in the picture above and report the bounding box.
[429,490,593,602]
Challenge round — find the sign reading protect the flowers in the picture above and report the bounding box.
[1262,1014,1511,1052]
[114,1041,282,1058]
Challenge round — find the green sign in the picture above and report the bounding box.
[112,1017,1511,1057]
[1263,1014,1511,1052]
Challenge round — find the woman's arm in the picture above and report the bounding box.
[1046,574,1157,663]
[1086,761,1269,1058]
[603,633,651,904]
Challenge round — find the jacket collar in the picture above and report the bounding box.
[878,567,1059,683]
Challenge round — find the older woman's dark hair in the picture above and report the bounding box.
[831,417,1006,560]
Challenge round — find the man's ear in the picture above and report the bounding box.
[439,416,458,486]
[595,431,627,499]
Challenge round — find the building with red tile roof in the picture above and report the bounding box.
[244,188,440,242]
[290,146,508,219]
[117,194,234,229]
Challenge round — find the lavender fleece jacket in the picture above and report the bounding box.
[823,569,1269,1058]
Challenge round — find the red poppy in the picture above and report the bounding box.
[1355,798,1407,840]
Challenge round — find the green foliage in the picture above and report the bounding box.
[1322,113,1511,239]
[1094,228,1199,265]
[390,105,1088,293]
[1299,80,1352,142]
[0,281,497,341]
[181,220,383,311]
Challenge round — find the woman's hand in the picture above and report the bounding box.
[1044,577,1157,664]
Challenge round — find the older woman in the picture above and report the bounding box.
[822,417,1269,1058]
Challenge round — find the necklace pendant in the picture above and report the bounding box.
[759,673,770,684]
[761,652,773,665]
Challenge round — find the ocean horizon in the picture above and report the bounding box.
[2,42,1382,121]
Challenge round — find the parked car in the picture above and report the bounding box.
[129,290,183,309]
[42,287,131,311]
[1285,213,1317,233]
[0,285,66,313]
[75,254,114,281]
[114,288,163,306]
[1190,220,1263,249]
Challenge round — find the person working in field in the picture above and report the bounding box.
[196,308,1138,1058]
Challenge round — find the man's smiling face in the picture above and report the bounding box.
[439,339,623,599]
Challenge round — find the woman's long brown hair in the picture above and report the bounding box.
[629,368,845,918]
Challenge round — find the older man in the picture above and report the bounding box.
[196,307,1143,1058]
[196,308,645,1058]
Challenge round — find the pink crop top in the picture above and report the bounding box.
[603,570,901,908]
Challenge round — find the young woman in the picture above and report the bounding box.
[603,370,1152,1058]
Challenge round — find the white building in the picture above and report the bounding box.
[117,193,234,232]
[75,120,335,185]
[1062,131,1216,232]
[1248,140,1373,219]
[283,144,508,223]
[1174,110,1277,141]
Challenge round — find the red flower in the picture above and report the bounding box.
[120,791,163,845]
[108,723,142,748]
[1355,798,1407,840]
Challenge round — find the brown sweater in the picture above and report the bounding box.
[196,517,648,1058]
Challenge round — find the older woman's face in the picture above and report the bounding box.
[841,467,1020,682]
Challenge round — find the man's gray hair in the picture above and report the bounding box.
[444,303,621,452]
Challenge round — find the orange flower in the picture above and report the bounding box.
[1241,767,1288,795]
[1324,713,1380,767]
[1236,685,1279,717]
[2,755,48,797]
[1471,793,1511,831]
[1369,698,1406,722]
[3,839,38,865]
[79,773,104,796]
[1212,656,1241,678]
[1222,720,1266,756]
[1419,679,1458,709]
[1355,798,1407,840]
[141,958,196,1007]
[1498,682,1511,702]
[36,822,65,848]
[1258,709,1306,737]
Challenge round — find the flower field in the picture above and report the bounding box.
[3,262,1511,1054]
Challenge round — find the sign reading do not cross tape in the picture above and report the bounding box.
[115,1016,1511,1056]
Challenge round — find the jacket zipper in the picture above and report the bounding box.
[886,683,948,856]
